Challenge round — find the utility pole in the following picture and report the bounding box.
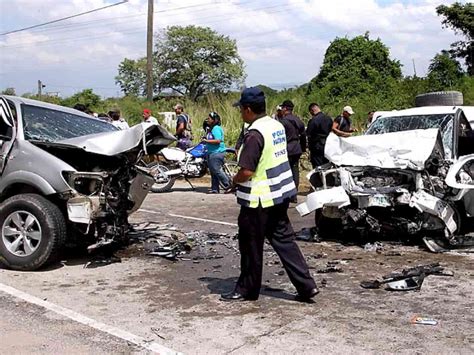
[146,0,154,102]
[37,80,45,99]
[412,59,417,78]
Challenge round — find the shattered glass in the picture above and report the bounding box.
[22,104,117,142]
[366,114,454,158]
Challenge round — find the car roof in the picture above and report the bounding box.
[376,106,474,125]
[2,95,94,119]
[379,106,458,117]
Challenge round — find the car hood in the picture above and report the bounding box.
[324,128,441,170]
[51,123,176,156]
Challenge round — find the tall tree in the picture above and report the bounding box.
[309,33,402,98]
[115,58,147,96]
[61,89,101,109]
[427,51,464,89]
[437,2,474,75]
[116,26,245,101]
[1,88,16,95]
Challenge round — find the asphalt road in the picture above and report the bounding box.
[0,180,473,354]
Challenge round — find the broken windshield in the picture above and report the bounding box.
[366,114,454,159]
[366,114,453,135]
[22,104,117,142]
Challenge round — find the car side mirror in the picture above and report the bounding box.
[446,155,474,189]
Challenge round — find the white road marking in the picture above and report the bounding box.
[0,283,181,355]
[139,209,238,227]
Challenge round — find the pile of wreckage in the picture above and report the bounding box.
[297,112,474,254]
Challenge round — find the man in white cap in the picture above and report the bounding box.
[332,105,357,137]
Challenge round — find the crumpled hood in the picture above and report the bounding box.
[56,123,176,156]
[325,128,440,170]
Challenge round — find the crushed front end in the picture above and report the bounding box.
[63,165,154,249]
[297,129,463,247]
[35,123,176,249]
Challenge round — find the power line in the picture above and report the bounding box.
[1,1,232,36]
[1,2,301,49]
[0,0,129,36]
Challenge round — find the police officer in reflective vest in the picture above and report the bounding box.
[221,87,318,302]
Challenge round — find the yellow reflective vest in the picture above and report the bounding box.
[236,116,297,208]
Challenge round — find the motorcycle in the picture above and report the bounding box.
[145,142,238,192]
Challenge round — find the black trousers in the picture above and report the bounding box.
[310,149,328,168]
[235,201,316,299]
[288,154,301,191]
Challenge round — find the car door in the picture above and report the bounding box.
[0,97,16,174]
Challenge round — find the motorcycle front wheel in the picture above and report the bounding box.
[147,163,176,193]
[221,161,239,188]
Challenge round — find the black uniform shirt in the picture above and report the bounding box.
[277,114,306,156]
[306,112,333,151]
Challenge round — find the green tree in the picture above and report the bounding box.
[117,26,245,101]
[1,88,16,95]
[61,89,101,109]
[437,2,474,75]
[427,51,464,89]
[309,33,402,99]
[115,58,147,96]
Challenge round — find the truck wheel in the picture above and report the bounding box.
[0,194,67,271]
[415,91,463,107]
[148,163,176,193]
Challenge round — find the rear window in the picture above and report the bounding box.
[22,104,117,142]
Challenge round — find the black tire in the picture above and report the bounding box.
[0,194,67,271]
[148,163,176,193]
[415,91,463,107]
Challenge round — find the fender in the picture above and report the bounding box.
[0,171,60,196]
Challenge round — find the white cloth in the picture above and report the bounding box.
[111,119,130,130]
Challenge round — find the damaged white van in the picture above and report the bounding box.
[297,105,474,251]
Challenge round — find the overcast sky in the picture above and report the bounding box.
[0,0,467,97]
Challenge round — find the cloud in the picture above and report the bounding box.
[0,0,466,96]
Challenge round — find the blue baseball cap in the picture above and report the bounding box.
[233,87,266,107]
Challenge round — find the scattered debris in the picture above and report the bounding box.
[317,262,344,273]
[360,263,454,291]
[385,251,402,257]
[129,222,234,261]
[364,242,384,253]
[151,327,166,340]
[84,255,121,268]
[411,316,438,326]
[295,227,321,242]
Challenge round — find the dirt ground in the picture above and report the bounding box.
[0,179,473,354]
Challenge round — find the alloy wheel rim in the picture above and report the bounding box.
[2,211,42,257]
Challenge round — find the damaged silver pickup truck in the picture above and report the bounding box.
[0,96,175,270]
[297,106,474,252]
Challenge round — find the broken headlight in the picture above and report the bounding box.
[62,171,109,195]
